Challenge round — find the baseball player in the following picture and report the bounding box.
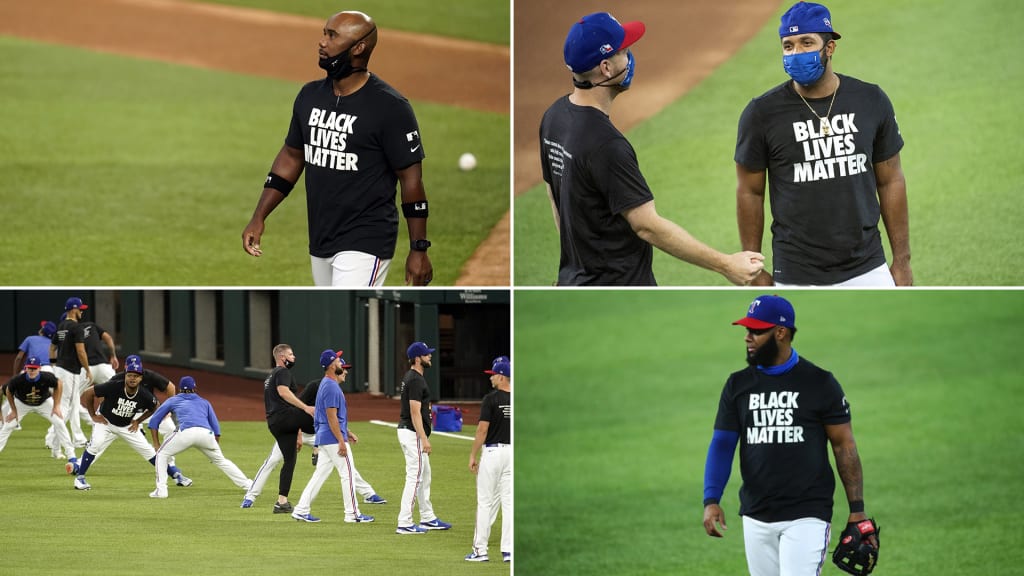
[0,357,76,469]
[736,2,911,286]
[290,351,374,523]
[464,357,512,563]
[49,297,92,459]
[148,376,253,499]
[6,321,56,430]
[241,371,385,509]
[72,355,191,491]
[539,12,763,286]
[260,344,315,514]
[63,319,119,446]
[702,295,879,576]
[242,10,433,286]
[395,341,451,534]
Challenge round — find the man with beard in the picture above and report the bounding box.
[395,341,451,534]
[539,12,763,286]
[241,10,432,286]
[701,295,878,576]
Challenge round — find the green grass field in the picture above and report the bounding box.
[514,0,1024,286]
[514,290,1023,574]
[190,0,509,45]
[0,418,508,575]
[0,31,508,286]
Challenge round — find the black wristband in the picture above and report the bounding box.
[265,172,294,196]
[849,500,865,513]
[402,200,429,218]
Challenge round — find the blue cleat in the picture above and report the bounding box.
[420,518,451,531]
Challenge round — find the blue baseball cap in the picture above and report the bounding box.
[179,376,196,391]
[564,12,646,73]
[485,360,511,378]
[25,356,42,369]
[733,295,796,330]
[780,2,841,39]
[125,355,144,374]
[40,321,57,337]
[492,355,510,365]
[65,297,89,311]
[407,341,435,359]
[320,349,343,369]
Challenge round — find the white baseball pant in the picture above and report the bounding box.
[292,442,363,521]
[153,427,250,493]
[0,398,74,457]
[311,250,391,287]
[775,263,895,287]
[49,366,87,453]
[245,433,376,501]
[741,516,830,576]
[397,428,436,527]
[88,420,157,460]
[471,444,512,557]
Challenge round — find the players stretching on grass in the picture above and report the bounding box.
[702,295,879,576]
[72,356,192,491]
[736,2,911,286]
[148,376,252,499]
[0,358,77,470]
[290,351,374,523]
[242,10,432,286]
[241,368,385,509]
[465,357,512,563]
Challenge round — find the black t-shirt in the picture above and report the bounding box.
[93,381,158,427]
[298,378,321,406]
[713,357,851,523]
[6,372,60,406]
[480,388,510,445]
[735,75,904,285]
[264,367,298,418]
[81,322,111,366]
[285,74,425,259]
[398,369,432,436]
[54,320,86,372]
[106,369,171,395]
[540,95,656,286]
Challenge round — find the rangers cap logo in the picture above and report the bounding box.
[599,43,614,55]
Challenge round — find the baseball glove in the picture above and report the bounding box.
[832,518,880,575]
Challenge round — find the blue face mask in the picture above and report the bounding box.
[620,50,636,88]
[573,50,636,90]
[783,47,826,85]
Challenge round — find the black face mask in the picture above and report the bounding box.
[319,26,377,80]
[284,359,296,369]
[335,368,346,376]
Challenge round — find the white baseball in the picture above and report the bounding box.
[458,152,477,171]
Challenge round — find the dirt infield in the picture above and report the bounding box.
[0,352,481,424]
[513,0,783,195]
[0,0,509,285]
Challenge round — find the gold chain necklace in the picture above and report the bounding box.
[795,75,840,136]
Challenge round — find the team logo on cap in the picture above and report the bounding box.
[599,43,613,55]
[823,18,831,27]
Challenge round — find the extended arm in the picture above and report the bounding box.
[826,423,869,521]
[327,406,346,456]
[469,420,490,473]
[101,332,118,370]
[277,384,314,416]
[874,153,912,286]
[702,429,739,537]
[75,342,92,385]
[397,162,432,286]
[735,163,773,286]
[622,200,764,285]
[409,399,432,455]
[242,144,305,257]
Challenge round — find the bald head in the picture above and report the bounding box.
[324,11,378,63]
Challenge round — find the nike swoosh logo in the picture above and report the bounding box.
[410,144,421,152]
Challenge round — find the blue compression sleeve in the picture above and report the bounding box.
[703,429,739,506]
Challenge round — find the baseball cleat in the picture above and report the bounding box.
[292,513,321,523]
[74,475,91,491]
[363,494,387,504]
[240,498,254,509]
[464,552,489,562]
[344,514,375,523]
[395,525,427,535]
[65,457,79,475]
[149,488,168,499]
[420,518,452,530]
[502,552,511,563]
[272,501,294,514]
[174,472,193,487]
